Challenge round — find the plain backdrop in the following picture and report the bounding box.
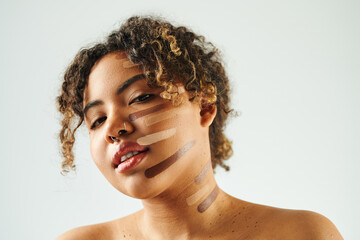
[0,0,359,239]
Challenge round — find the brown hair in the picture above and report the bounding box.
[57,16,233,175]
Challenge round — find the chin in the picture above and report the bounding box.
[120,185,164,200]
[110,176,165,200]
[127,190,159,200]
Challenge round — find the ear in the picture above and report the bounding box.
[200,104,217,127]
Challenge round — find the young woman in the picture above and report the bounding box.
[57,16,343,239]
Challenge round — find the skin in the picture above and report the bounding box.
[57,52,344,240]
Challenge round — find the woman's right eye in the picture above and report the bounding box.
[90,117,107,130]
[129,94,154,105]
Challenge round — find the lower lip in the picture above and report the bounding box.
[115,151,148,173]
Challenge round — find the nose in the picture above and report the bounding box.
[105,113,134,143]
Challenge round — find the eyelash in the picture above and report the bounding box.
[90,94,154,130]
[129,94,154,105]
[90,116,106,130]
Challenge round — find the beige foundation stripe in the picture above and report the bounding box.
[129,103,168,121]
[197,185,219,213]
[194,160,211,185]
[115,51,127,59]
[145,108,177,126]
[122,60,141,68]
[137,128,176,146]
[178,86,185,94]
[186,182,212,206]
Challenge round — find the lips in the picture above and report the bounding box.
[112,141,149,172]
[120,151,144,163]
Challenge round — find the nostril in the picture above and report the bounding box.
[109,136,120,142]
[118,129,127,135]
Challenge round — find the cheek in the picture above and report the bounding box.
[89,133,108,170]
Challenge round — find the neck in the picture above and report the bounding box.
[138,167,226,239]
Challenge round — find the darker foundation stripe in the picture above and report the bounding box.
[194,159,211,185]
[197,186,219,213]
[129,103,167,121]
[145,140,195,178]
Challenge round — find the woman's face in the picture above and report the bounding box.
[83,52,214,199]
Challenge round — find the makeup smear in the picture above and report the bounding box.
[194,160,211,185]
[145,108,177,126]
[122,60,140,69]
[177,86,185,94]
[186,182,212,206]
[115,51,127,60]
[129,103,168,121]
[197,185,219,213]
[137,128,176,146]
[145,140,195,178]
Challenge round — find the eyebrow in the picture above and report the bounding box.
[116,74,146,95]
[83,73,146,116]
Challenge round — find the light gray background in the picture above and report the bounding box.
[0,0,359,239]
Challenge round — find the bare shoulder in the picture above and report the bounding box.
[56,222,113,240]
[262,207,344,240]
[56,211,141,240]
[224,195,343,240]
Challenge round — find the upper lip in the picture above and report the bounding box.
[112,141,149,167]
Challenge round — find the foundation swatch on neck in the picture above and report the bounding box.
[186,182,212,206]
[197,185,219,213]
[194,159,211,185]
[145,140,195,178]
[137,128,176,146]
[129,103,168,121]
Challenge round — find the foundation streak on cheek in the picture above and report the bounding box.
[197,185,220,213]
[145,108,178,126]
[137,128,176,146]
[194,159,211,185]
[129,103,168,121]
[144,140,195,178]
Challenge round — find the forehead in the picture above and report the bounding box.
[84,52,143,103]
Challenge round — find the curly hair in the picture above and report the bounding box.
[57,16,233,175]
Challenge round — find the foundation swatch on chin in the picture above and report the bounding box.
[145,140,195,178]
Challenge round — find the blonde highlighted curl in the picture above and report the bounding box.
[57,16,233,175]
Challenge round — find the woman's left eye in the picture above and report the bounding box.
[130,94,154,104]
